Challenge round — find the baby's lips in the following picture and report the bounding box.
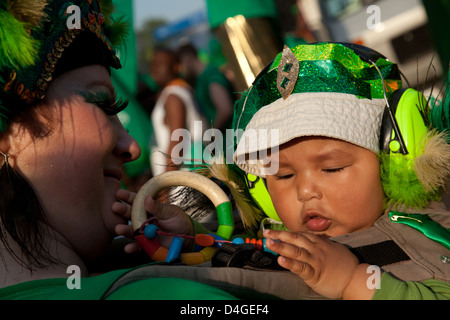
[306,217,331,232]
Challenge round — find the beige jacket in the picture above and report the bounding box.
[103,208,449,299]
[332,209,450,283]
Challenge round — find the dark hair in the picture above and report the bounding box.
[176,43,198,58]
[0,160,59,271]
[153,46,180,65]
[0,103,59,271]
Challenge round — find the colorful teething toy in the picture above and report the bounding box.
[131,171,234,265]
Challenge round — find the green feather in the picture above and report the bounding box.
[103,15,129,47]
[100,0,129,47]
[379,153,441,210]
[0,10,38,71]
[430,81,450,142]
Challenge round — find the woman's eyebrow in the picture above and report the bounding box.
[84,80,115,96]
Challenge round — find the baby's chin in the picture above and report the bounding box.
[325,224,374,239]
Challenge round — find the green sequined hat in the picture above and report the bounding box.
[234,42,401,175]
[0,0,127,132]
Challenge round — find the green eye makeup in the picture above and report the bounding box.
[79,91,129,116]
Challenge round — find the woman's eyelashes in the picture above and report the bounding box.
[102,97,129,116]
[80,91,129,115]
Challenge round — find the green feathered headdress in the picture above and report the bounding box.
[0,0,128,132]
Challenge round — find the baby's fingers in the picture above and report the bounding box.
[265,237,312,264]
[277,255,315,281]
[264,230,315,254]
[264,230,316,281]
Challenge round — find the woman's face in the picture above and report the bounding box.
[6,65,140,260]
[265,137,385,238]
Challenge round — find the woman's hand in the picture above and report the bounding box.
[263,229,376,299]
[113,189,194,253]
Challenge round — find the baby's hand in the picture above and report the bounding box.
[263,229,376,299]
[112,189,194,253]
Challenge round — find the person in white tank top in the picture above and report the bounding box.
[149,49,205,177]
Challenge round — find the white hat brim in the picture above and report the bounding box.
[234,92,386,176]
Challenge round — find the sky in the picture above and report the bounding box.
[133,0,207,30]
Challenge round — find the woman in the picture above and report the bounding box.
[0,1,237,302]
[0,63,142,286]
[0,0,142,287]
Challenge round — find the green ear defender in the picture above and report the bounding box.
[244,173,281,221]
[380,88,429,157]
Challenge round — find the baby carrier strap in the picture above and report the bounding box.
[349,240,410,266]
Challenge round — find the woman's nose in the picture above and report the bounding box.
[114,125,141,164]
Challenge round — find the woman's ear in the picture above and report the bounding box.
[0,122,31,166]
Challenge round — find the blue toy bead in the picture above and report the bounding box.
[144,224,158,239]
[208,233,225,247]
[232,237,245,245]
[166,236,184,262]
[263,239,278,255]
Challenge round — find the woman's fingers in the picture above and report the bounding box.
[116,189,136,204]
[124,242,141,254]
[114,223,134,238]
[112,189,136,220]
[114,224,141,254]
[112,201,131,219]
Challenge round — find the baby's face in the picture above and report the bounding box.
[265,136,385,238]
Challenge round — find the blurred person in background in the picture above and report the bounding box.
[177,43,235,155]
[149,47,205,176]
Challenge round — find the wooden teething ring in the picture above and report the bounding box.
[131,171,234,264]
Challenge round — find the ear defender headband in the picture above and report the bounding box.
[233,42,450,221]
[245,173,280,221]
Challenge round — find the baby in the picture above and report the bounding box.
[231,42,450,299]
[114,42,450,299]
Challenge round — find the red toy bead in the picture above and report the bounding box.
[135,234,168,261]
[244,238,263,251]
[195,234,215,247]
